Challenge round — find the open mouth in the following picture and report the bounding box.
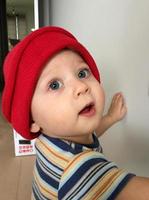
[79,102,95,116]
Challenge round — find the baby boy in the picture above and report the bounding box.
[2,26,149,200]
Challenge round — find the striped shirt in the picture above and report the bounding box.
[31,133,135,200]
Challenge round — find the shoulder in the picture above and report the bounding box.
[58,150,135,199]
[61,150,108,180]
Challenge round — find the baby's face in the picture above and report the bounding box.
[31,50,105,144]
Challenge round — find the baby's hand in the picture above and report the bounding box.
[107,92,127,124]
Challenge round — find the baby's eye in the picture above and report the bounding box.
[48,80,62,90]
[78,68,90,79]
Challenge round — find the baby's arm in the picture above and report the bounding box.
[116,176,149,199]
[95,92,127,137]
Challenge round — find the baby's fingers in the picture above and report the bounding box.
[112,92,123,106]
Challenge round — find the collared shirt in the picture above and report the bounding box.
[32,133,135,200]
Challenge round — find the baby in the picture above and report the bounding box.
[2,26,149,200]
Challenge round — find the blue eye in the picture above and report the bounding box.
[78,68,90,79]
[48,80,62,90]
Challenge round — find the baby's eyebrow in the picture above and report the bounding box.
[75,60,89,68]
[40,66,58,79]
[78,58,87,64]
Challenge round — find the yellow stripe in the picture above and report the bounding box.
[63,150,101,176]
[36,138,69,168]
[64,150,91,174]
[84,169,125,200]
[33,169,57,199]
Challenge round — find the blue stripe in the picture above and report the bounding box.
[77,165,118,200]
[32,180,48,200]
[66,164,117,200]
[36,143,63,172]
[65,163,109,200]
[59,158,109,199]
[36,159,59,189]
[41,133,100,154]
[37,156,61,180]
[37,158,60,182]
[42,134,75,153]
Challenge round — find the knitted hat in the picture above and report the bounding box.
[2,26,100,140]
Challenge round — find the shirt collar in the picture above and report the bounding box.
[40,132,102,154]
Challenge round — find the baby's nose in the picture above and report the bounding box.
[73,80,90,98]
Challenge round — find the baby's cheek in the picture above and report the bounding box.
[96,89,105,112]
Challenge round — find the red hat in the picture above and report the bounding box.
[2,26,100,140]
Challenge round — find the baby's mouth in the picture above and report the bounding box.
[79,102,95,116]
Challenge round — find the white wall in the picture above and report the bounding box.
[51,0,149,177]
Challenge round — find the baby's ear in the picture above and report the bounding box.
[30,122,40,133]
